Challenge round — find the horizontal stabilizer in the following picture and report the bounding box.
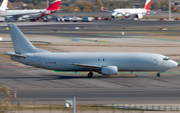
[5,51,26,58]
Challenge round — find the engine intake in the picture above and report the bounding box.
[101,66,118,75]
[44,11,51,15]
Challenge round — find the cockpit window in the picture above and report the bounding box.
[163,57,170,61]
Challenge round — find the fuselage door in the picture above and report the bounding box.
[153,57,158,65]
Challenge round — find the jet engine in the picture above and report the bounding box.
[100,66,118,75]
[136,13,143,19]
[44,10,51,15]
[22,12,43,18]
[29,12,43,18]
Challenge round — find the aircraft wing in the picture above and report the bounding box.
[6,11,42,16]
[72,63,102,70]
[5,51,26,58]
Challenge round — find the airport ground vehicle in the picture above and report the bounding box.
[56,16,82,22]
[0,17,5,22]
[82,17,93,22]
[56,16,66,22]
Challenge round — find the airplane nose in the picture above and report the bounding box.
[175,62,178,67]
[164,60,178,69]
[172,60,178,67]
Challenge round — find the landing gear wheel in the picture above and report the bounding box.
[88,72,93,78]
[157,73,160,77]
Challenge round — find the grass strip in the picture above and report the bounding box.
[97,34,180,42]
[0,54,12,62]
[5,104,141,111]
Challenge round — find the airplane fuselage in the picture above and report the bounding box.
[7,24,178,78]
[0,10,43,16]
[11,52,177,72]
[112,8,147,18]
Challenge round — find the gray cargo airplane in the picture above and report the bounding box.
[6,24,178,78]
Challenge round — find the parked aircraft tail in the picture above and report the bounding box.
[46,0,61,11]
[144,0,151,11]
[8,24,49,54]
[0,0,8,10]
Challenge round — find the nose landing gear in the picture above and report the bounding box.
[111,16,116,20]
[88,72,93,78]
[157,73,160,77]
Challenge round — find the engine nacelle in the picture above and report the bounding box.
[101,66,118,75]
[28,12,43,18]
[44,10,51,15]
[136,13,143,19]
[22,15,30,18]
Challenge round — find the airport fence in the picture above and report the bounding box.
[1,101,180,113]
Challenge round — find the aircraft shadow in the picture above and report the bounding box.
[38,74,111,81]
[38,74,140,81]
[0,74,138,81]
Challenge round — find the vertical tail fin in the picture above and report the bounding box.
[144,0,151,11]
[8,24,49,54]
[0,0,8,10]
[46,0,61,11]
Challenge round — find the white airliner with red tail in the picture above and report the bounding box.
[0,0,61,21]
[101,0,151,19]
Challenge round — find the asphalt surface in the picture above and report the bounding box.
[0,63,180,105]
[0,20,180,38]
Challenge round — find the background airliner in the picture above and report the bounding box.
[101,0,151,19]
[6,24,178,78]
[0,0,61,21]
[0,0,8,10]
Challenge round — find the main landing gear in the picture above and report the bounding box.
[157,73,160,77]
[88,72,93,78]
